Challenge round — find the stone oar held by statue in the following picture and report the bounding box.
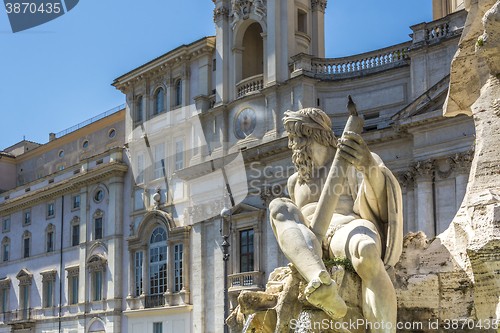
[310,95,365,241]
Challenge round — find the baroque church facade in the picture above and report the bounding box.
[0,0,475,332]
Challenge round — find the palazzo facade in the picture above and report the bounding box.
[0,0,475,332]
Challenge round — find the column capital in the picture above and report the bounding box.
[447,150,474,175]
[396,172,415,190]
[311,0,327,13]
[213,6,229,23]
[409,159,435,184]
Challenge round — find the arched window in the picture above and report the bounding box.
[149,227,167,295]
[136,96,143,122]
[175,80,182,106]
[155,88,164,115]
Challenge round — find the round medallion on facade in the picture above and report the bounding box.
[94,189,104,203]
[234,107,256,139]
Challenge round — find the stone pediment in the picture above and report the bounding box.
[392,75,450,122]
[231,202,262,215]
[16,268,33,280]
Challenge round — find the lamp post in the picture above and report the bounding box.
[220,205,232,333]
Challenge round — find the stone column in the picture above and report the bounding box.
[181,232,190,303]
[447,151,473,210]
[231,45,244,98]
[128,250,135,298]
[78,187,88,309]
[410,159,435,238]
[166,242,174,305]
[107,176,124,301]
[141,246,149,296]
[213,4,230,104]
[397,172,416,235]
[311,0,327,58]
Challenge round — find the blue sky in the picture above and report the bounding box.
[0,0,433,148]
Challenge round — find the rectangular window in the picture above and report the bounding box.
[153,323,163,333]
[45,281,52,308]
[58,165,65,171]
[137,153,144,184]
[1,288,7,313]
[22,284,28,310]
[24,238,30,258]
[240,229,254,273]
[47,232,54,252]
[18,179,24,186]
[24,211,30,225]
[73,195,80,209]
[154,143,165,179]
[298,10,307,33]
[3,217,9,231]
[47,203,55,217]
[94,271,102,301]
[36,173,43,179]
[3,244,8,262]
[175,139,183,170]
[135,251,143,296]
[72,225,80,246]
[71,276,78,305]
[174,243,183,292]
[95,218,103,240]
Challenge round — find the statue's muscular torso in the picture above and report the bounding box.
[288,164,358,230]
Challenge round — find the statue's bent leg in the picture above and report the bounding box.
[334,220,396,333]
[269,198,347,318]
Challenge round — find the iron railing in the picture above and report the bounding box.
[55,103,126,139]
[145,294,165,308]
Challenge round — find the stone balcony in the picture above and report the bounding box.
[236,74,264,98]
[410,9,467,48]
[291,41,411,80]
[228,271,265,294]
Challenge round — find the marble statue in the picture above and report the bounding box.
[269,107,403,331]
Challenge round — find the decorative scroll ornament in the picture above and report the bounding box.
[231,0,267,29]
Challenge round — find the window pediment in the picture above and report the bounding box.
[0,277,11,289]
[87,254,107,273]
[16,268,33,282]
[40,269,57,281]
[93,209,105,219]
[65,265,79,277]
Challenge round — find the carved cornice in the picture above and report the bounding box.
[0,277,11,289]
[409,159,435,184]
[447,150,474,175]
[214,6,230,22]
[0,159,127,215]
[65,265,79,277]
[311,0,327,12]
[40,269,57,282]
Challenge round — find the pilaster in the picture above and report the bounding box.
[410,159,436,238]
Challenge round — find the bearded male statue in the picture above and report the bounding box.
[269,107,403,332]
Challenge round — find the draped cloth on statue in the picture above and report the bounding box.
[327,153,404,268]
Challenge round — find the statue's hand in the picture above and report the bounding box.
[338,131,376,173]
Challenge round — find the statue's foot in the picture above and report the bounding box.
[305,270,347,319]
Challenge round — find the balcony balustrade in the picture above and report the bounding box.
[236,74,264,98]
[228,271,264,292]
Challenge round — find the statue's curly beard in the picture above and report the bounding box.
[290,136,314,184]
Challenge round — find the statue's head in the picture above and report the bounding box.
[283,108,337,183]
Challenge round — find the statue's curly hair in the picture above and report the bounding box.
[283,108,337,183]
